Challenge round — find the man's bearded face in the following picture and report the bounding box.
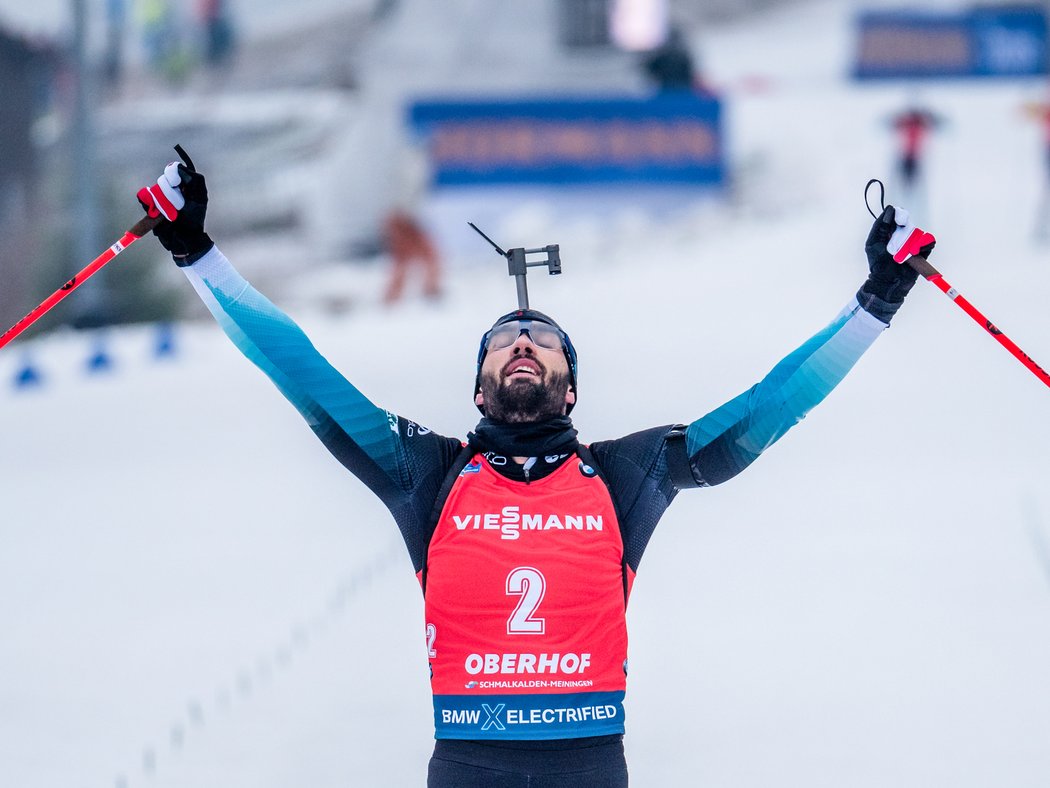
[477,342,573,423]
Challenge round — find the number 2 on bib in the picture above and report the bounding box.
[506,566,546,635]
[426,623,437,657]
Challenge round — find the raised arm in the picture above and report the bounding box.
[685,299,884,485]
[184,246,410,486]
[136,158,411,494]
[686,205,930,486]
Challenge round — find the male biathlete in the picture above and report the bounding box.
[137,158,931,787]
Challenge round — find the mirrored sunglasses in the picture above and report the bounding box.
[484,320,566,352]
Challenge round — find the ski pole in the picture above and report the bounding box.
[0,144,194,352]
[862,178,1048,390]
[905,253,1050,389]
[0,214,159,352]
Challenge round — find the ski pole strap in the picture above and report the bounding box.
[864,178,886,219]
[665,425,701,490]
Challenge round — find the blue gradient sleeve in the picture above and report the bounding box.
[686,300,887,486]
[182,246,407,487]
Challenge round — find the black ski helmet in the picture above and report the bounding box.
[474,308,578,415]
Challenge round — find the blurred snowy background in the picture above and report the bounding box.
[1,1,1049,786]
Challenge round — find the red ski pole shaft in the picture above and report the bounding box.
[0,215,160,352]
[907,255,1050,389]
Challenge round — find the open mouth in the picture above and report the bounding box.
[503,358,542,381]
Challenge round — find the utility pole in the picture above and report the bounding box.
[71,0,105,328]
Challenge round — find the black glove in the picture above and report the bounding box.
[138,164,214,266]
[856,205,931,323]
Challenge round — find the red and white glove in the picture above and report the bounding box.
[136,161,185,221]
[885,207,937,263]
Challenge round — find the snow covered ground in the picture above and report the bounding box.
[2,1,1050,786]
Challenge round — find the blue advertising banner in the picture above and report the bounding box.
[853,5,1048,79]
[408,94,724,187]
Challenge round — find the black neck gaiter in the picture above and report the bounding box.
[468,416,579,459]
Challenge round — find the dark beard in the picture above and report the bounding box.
[479,369,570,423]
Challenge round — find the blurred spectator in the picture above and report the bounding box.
[641,26,709,93]
[141,0,172,68]
[888,104,944,210]
[198,0,236,67]
[382,210,442,305]
[1023,96,1050,241]
[140,0,189,81]
[104,0,128,88]
[379,141,443,306]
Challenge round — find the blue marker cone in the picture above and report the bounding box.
[86,335,114,374]
[153,323,177,359]
[14,354,43,389]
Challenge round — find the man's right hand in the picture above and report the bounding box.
[137,162,213,266]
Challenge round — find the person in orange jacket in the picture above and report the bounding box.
[382,208,442,304]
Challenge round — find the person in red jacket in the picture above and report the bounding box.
[888,104,943,211]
